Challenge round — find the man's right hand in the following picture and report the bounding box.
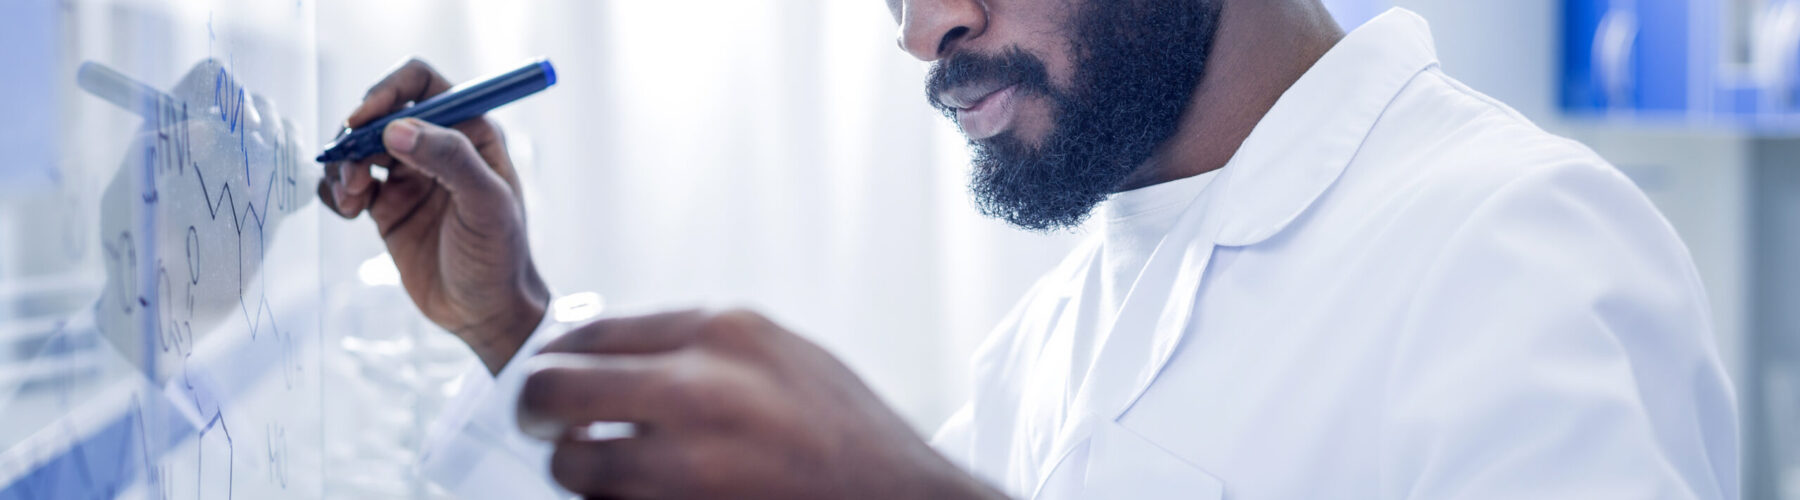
[319,58,549,374]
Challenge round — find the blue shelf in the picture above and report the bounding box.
[1561,0,1800,134]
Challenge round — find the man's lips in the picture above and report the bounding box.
[936,80,1013,109]
[942,84,1021,141]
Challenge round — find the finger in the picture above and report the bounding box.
[347,58,453,128]
[517,353,678,433]
[320,122,388,218]
[438,117,528,210]
[364,160,442,234]
[550,438,668,498]
[316,180,341,216]
[318,128,353,216]
[381,118,513,209]
[541,310,713,356]
[341,160,374,197]
[319,160,380,219]
[363,152,397,169]
[451,115,502,146]
[332,161,382,218]
[451,117,527,201]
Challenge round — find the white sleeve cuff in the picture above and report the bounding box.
[420,308,576,499]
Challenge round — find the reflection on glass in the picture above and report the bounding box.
[0,2,324,497]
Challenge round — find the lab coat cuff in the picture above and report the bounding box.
[421,302,576,499]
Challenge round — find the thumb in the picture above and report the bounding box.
[383,118,511,206]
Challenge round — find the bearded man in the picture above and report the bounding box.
[319,1,1737,498]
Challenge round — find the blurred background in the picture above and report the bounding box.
[2,0,1796,498]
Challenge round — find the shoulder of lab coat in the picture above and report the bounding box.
[1375,142,1740,499]
[931,8,1737,499]
[420,311,574,499]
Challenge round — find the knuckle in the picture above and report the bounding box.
[658,361,706,403]
[663,308,715,338]
[699,308,770,341]
[665,362,749,424]
[366,58,435,98]
[457,117,506,148]
[363,76,392,97]
[660,362,729,416]
[667,307,711,320]
[401,57,434,74]
[483,118,507,143]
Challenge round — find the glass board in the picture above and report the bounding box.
[0,0,325,497]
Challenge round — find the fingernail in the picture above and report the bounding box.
[386,119,421,154]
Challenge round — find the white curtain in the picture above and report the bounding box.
[316,0,1083,435]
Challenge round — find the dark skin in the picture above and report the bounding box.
[319,0,1342,497]
[319,58,550,374]
[894,0,1342,190]
[519,309,1000,499]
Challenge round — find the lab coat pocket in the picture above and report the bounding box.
[1037,419,1224,499]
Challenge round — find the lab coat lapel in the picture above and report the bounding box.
[1031,165,1228,498]
[1029,9,1443,496]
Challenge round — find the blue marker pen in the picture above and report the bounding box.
[317,58,557,163]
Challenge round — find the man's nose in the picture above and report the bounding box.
[897,0,987,62]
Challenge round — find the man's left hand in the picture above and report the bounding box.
[518,308,1006,500]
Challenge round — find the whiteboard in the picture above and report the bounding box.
[0,0,326,498]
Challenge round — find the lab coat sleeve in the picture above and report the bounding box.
[1379,159,1739,500]
[931,402,977,471]
[420,311,575,499]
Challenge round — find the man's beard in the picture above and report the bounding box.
[927,0,1223,231]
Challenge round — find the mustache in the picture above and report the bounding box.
[925,47,1055,116]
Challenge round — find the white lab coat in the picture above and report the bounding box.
[422,8,1738,500]
[931,9,1737,499]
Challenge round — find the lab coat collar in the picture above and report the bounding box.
[1085,5,1443,421]
[1031,9,1445,495]
[1211,8,1439,246]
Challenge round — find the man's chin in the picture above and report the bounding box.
[970,178,1102,232]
